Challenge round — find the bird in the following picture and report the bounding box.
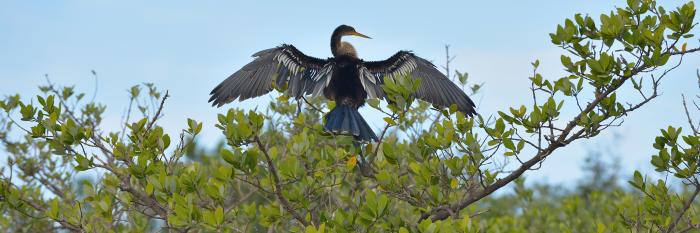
[209,25,476,142]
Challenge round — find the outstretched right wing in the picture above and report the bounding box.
[362,51,476,116]
[209,44,334,107]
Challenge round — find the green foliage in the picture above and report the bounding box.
[0,0,699,232]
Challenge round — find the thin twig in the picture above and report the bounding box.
[682,94,700,135]
[145,90,169,132]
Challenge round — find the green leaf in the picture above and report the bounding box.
[495,119,505,134]
[628,170,645,191]
[383,117,396,126]
[503,138,515,150]
[382,143,398,165]
[145,183,154,195]
[47,199,59,219]
[74,154,92,171]
[221,149,238,167]
[596,223,606,233]
[367,98,380,109]
[205,184,222,200]
[215,206,224,225]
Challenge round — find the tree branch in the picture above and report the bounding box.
[665,184,700,233]
[145,90,169,132]
[254,135,311,226]
[420,47,700,222]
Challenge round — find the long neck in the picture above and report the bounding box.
[331,32,343,57]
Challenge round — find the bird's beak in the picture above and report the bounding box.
[351,31,371,39]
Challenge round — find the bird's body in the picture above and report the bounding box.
[209,25,476,142]
[324,55,366,106]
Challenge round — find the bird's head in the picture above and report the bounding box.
[334,25,371,39]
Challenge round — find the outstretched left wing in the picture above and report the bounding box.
[362,51,476,116]
[209,44,334,107]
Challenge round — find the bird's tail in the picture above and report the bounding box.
[324,104,378,142]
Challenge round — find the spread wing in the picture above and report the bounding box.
[209,44,334,107]
[362,51,476,116]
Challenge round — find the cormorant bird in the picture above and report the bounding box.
[209,25,476,142]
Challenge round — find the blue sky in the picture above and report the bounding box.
[1,1,699,185]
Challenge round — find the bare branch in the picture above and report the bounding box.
[145,90,169,132]
[665,185,700,233]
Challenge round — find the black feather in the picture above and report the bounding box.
[208,44,328,107]
[324,104,377,142]
[363,51,476,116]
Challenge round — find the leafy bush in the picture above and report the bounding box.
[1,0,699,232]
